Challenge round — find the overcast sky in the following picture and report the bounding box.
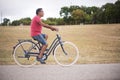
[0,0,117,22]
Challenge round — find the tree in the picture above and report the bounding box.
[93,0,120,24]
[81,6,99,24]
[84,14,92,24]
[43,18,65,25]
[114,0,120,23]
[60,6,70,18]
[69,5,80,13]
[86,6,99,15]
[11,20,21,26]
[71,9,85,24]
[2,18,10,26]
[19,17,31,25]
[11,17,31,26]
[55,18,65,25]
[94,9,106,24]
[60,6,71,24]
[102,3,115,23]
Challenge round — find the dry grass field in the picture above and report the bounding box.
[0,24,120,65]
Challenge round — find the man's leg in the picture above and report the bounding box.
[38,44,48,58]
[38,34,48,58]
[32,34,48,64]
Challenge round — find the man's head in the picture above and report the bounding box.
[36,8,44,17]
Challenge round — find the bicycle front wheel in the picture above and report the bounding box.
[13,41,39,67]
[54,41,79,66]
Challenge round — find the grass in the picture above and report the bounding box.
[0,24,120,65]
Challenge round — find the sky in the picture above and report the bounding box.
[0,0,117,23]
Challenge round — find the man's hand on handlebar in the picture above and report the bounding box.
[51,27,59,32]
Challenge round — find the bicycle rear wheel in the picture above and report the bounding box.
[13,41,39,67]
[54,41,79,66]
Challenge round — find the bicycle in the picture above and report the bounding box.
[12,32,79,67]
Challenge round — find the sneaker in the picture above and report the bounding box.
[36,56,46,64]
[42,53,48,61]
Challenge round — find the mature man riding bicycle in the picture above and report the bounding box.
[31,8,58,64]
[13,8,79,67]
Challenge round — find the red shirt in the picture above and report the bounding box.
[31,16,42,37]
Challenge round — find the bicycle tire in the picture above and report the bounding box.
[13,41,39,67]
[54,41,79,66]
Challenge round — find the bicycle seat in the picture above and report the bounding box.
[33,38,37,41]
[32,37,39,42]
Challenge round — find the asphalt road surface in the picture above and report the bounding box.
[0,64,120,80]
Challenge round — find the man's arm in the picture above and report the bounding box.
[40,21,58,31]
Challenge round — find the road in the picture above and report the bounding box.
[0,64,120,80]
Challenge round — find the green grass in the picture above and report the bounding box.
[0,24,120,65]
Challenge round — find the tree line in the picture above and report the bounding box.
[1,17,31,26]
[59,0,120,24]
[1,0,120,26]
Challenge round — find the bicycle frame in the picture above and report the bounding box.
[47,34,67,56]
[42,34,66,56]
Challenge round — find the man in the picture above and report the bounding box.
[31,8,58,64]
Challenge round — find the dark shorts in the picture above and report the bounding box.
[32,34,47,45]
